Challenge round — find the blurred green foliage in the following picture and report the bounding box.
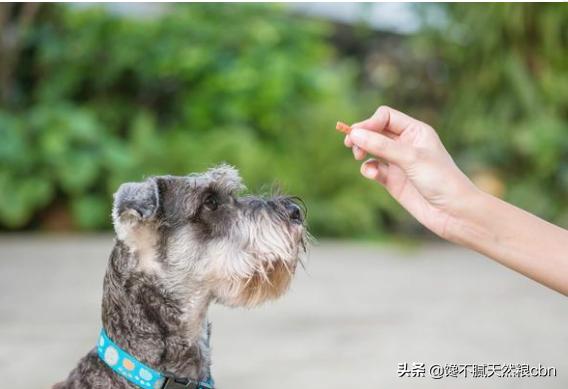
[415,4,568,226]
[0,4,390,235]
[0,3,566,235]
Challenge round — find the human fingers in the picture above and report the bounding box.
[352,145,366,160]
[350,128,416,168]
[343,135,366,160]
[360,159,389,185]
[356,106,421,135]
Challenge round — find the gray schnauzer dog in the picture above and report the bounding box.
[54,165,307,389]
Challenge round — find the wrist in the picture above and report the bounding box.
[444,187,496,248]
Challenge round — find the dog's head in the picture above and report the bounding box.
[112,165,307,308]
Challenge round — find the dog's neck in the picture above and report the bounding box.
[101,241,212,382]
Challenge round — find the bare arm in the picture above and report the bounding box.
[449,190,568,295]
[345,106,568,295]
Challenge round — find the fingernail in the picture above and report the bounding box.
[350,129,366,144]
[363,164,377,178]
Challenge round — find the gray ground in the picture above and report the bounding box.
[0,235,566,389]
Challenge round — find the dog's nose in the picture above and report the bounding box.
[285,202,303,224]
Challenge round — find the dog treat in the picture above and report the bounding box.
[336,121,352,135]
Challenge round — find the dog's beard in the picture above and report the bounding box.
[214,260,296,307]
[205,209,306,307]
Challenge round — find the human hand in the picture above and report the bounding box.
[345,106,479,240]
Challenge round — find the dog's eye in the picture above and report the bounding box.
[203,193,220,211]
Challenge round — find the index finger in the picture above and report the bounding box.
[352,106,418,135]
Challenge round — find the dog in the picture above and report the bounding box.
[54,165,307,389]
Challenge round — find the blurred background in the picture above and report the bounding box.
[0,3,567,389]
[1,2,567,236]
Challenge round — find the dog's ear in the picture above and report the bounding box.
[111,178,166,262]
[112,178,160,231]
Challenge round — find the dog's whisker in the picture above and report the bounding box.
[281,259,293,277]
[258,265,272,285]
[298,256,307,272]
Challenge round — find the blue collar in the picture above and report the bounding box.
[97,329,214,389]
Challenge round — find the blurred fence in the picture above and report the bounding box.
[0,3,566,237]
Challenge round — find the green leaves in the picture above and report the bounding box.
[0,4,379,235]
[4,3,565,235]
[420,4,568,227]
[0,171,53,228]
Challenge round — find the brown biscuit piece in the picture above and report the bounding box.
[336,121,352,135]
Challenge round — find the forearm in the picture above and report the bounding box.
[448,190,568,295]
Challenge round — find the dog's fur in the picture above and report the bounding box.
[54,165,307,388]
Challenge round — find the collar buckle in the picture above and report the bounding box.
[162,373,200,389]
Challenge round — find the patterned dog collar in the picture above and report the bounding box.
[97,329,214,389]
